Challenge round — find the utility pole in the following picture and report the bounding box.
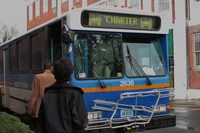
[173,0,187,99]
[56,0,61,17]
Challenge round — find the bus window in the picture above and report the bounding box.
[123,40,165,77]
[9,43,17,73]
[31,30,45,71]
[73,33,122,79]
[17,38,29,72]
[0,48,3,73]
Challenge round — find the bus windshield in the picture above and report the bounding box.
[123,40,165,77]
[73,33,123,79]
[73,33,165,79]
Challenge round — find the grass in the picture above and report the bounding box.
[0,111,33,133]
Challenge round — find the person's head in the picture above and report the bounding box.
[42,59,53,70]
[54,57,74,83]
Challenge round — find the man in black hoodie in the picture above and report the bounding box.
[38,57,88,133]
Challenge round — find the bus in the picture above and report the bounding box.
[0,6,175,132]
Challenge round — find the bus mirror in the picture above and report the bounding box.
[169,56,174,66]
[64,43,72,53]
[62,24,73,44]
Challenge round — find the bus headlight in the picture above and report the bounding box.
[88,111,102,121]
[152,105,167,112]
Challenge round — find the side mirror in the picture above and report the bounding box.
[62,24,73,44]
[169,56,174,66]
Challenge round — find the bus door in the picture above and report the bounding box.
[2,47,10,109]
[47,21,62,62]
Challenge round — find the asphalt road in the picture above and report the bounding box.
[2,99,200,133]
[130,99,200,133]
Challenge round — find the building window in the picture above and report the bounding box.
[35,0,40,17]
[159,0,169,11]
[43,0,48,13]
[127,0,140,9]
[195,33,200,70]
[107,0,116,6]
[62,0,68,3]
[29,4,33,20]
[52,0,56,8]
[117,0,125,7]
[98,1,106,6]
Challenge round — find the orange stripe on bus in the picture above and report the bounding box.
[82,83,170,93]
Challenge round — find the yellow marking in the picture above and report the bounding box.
[190,108,200,111]
[83,83,170,93]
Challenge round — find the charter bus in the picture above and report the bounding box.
[0,7,175,132]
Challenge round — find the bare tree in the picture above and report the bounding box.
[0,23,19,44]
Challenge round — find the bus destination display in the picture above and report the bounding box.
[82,11,161,31]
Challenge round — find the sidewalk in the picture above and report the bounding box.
[171,99,200,112]
[171,99,200,104]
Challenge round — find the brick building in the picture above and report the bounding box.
[27,0,104,30]
[26,0,175,31]
[186,0,200,90]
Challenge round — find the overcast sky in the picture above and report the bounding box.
[0,0,27,34]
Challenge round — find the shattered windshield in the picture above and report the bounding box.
[123,40,165,77]
[73,33,123,79]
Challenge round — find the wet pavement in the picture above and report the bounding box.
[172,99,200,132]
[131,99,200,133]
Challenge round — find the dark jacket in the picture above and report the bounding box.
[38,82,88,133]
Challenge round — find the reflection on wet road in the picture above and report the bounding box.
[133,99,200,133]
[173,99,200,132]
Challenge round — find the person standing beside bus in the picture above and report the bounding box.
[38,57,88,133]
[27,59,56,132]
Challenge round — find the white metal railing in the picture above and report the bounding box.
[85,89,173,130]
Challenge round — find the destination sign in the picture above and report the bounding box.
[81,11,161,31]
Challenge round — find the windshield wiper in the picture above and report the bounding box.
[126,45,152,85]
[82,58,106,88]
[77,34,106,88]
[126,45,140,76]
[89,63,107,88]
